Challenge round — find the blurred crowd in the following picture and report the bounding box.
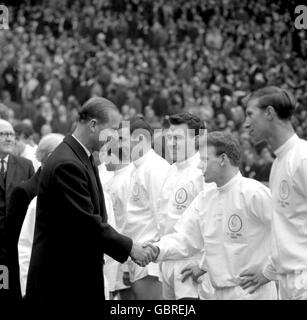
[0,0,307,183]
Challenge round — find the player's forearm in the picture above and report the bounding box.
[155,233,200,262]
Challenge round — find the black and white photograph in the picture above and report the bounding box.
[0,0,307,316]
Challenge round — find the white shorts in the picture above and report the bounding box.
[198,273,216,300]
[160,259,215,300]
[128,260,161,283]
[279,270,307,300]
[214,281,277,300]
[160,260,198,300]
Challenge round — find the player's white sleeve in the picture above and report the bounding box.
[247,184,278,278]
[147,162,170,231]
[103,191,119,295]
[248,183,273,225]
[293,159,307,199]
[155,196,204,261]
[119,261,130,273]
[18,197,37,297]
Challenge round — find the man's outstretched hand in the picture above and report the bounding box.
[129,242,159,267]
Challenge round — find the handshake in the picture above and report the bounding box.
[129,241,160,267]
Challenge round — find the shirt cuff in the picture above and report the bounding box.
[120,260,130,272]
[154,242,164,262]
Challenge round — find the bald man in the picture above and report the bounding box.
[0,119,34,300]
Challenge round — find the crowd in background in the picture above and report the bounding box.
[1,0,307,183]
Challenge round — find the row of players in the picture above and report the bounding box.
[18,86,307,300]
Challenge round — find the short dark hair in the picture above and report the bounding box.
[168,112,206,136]
[206,131,241,167]
[78,97,118,124]
[243,86,296,120]
[129,115,153,136]
[14,123,34,139]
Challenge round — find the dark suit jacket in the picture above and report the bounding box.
[0,155,34,302]
[5,168,41,299]
[0,155,35,264]
[26,135,133,308]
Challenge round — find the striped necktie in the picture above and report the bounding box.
[0,158,6,180]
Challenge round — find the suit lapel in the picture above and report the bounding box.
[6,155,16,193]
[0,174,4,191]
[92,164,107,220]
[63,135,102,212]
[63,135,92,168]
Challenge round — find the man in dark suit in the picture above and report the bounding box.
[6,133,64,301]
[0,119,34,299]
[25,97,155,310]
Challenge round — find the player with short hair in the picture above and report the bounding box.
[241,86,307,300]
[157,112,214,300]
[103,141,135,300]
[148,132,277,300]
[124,116,170,299]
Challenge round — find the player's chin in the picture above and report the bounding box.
[252,135,264,145]
[249,130,263,143]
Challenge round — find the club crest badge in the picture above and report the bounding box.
[132,182,140,201]
[228,214,243,233]
[175,188,188,204]
[279,180,290,200]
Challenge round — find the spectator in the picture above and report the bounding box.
[0,0,305,175]
[14,123,41,172]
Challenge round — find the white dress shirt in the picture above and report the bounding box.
[0,154,9,173]
[72,134,91,157]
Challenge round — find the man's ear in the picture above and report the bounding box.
[220,153,227,167]
[88,119,97,132]
[265,105,275,121]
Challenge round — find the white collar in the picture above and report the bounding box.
[113,164,132,175]
[217,171,241,193]
[133,148,154,168]
[1,154,9,163]
[175,152,199,170]
[72,134,91,157]
[274,134,299,159]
